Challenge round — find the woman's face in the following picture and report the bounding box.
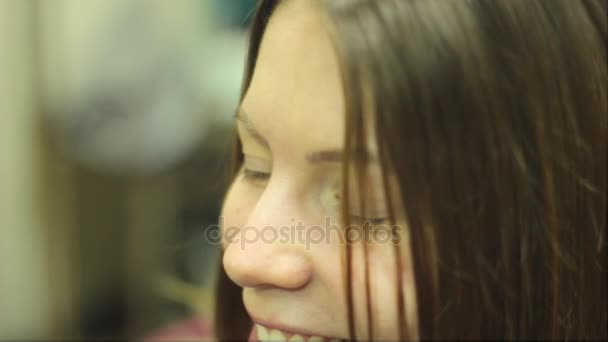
[221,1,417,341]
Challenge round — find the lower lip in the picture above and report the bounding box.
[248,324,258,342]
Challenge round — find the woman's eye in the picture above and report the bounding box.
[349,214,388,226]
[242,168,271,186]
[321,186,388,226]
[240,154,272,186]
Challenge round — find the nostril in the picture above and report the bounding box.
[270,253,313,290]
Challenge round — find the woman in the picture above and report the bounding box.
[216,0,607,340]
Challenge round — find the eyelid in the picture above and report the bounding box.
[243,154,272,172]
[236,116,270,151]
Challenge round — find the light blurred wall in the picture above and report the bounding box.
[2,0,247,339]
[0,0,49,336]
[37,1,208,337]
[0,0,78,338]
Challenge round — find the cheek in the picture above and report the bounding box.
[350,224,416,340]
[368,225,417,340]
[369,247,401,338]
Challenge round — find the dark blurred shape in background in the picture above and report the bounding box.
[0,0,255,339]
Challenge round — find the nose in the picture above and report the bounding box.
[222,186,313,290]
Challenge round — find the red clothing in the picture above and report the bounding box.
[144,316,213,341]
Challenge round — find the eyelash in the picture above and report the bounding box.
[350,215,388,225]
[242,168,271,181]
[241,167,387,224]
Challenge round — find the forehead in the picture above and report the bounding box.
[241,0,345,159]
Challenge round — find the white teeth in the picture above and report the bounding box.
[288,335,305,342]
[255,324,333,342]
[268,329,287,341]
[257,324,269,340]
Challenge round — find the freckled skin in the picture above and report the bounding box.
[221,1,417,340]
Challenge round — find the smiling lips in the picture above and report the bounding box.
[250,323,340,342]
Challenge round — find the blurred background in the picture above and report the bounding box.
[0,0,255,339]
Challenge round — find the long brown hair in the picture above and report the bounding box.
[215,0,607,340]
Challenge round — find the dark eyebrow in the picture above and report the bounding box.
[235,108,270,149]
[306,148,377,165]
[236,108,376,165]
